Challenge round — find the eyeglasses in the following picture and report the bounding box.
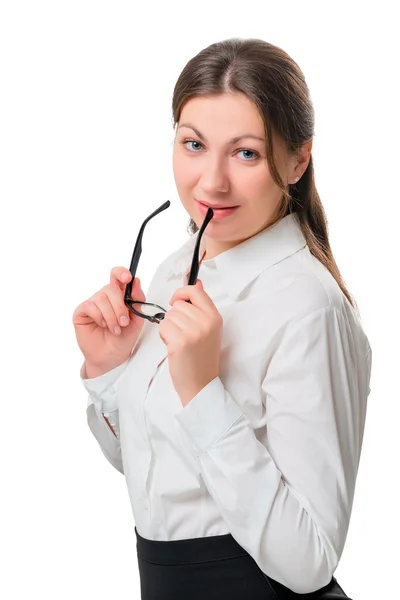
[123,201,214,323]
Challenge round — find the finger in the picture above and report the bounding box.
[170,282,214,312]
[168,299,204,322]
[170,280,202,301]
[74,300,107,328]
[106,284,137,328]
[93,289,126,334]
[110,266,133,291]
[130,277,145,302]
[164,306,194,331]
[159,318,180,346]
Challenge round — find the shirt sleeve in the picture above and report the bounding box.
[86,404,124,474]
[174,305,371,594]
[81,359,130,473]
[80,359,130,413]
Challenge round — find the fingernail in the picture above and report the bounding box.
[114,325,121,335]
[120,316,129,326]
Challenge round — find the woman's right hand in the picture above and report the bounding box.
[73,267,146,375]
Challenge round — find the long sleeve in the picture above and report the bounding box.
[86,404,123,474]
[79,255,172,474]
[81,359,130,474]
[174,305,371,594]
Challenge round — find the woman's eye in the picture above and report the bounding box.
[182,139,203,152]
[237,149,259,160]
[181,139,259,160]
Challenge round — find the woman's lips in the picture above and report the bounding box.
[197,201,239,219]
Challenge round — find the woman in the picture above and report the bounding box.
[73,38,372,599]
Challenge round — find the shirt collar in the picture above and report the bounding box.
[165,212,307,301]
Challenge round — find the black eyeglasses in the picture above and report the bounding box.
[123,201,214,324]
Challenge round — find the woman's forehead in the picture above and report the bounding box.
[179,93,264,132]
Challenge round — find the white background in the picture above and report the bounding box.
[1,1,398,598]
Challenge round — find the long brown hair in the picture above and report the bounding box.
[171,38,356,308]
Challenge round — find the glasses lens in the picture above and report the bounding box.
[129,302,166,319]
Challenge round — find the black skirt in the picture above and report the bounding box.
[135,526,350,599]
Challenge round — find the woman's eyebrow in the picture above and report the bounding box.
[178,123,265,145]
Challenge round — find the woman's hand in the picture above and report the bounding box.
[159,280,223,406]
[73,267,146,376]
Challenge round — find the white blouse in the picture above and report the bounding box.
[81,212,372,594]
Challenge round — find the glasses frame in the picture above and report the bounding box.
[123,201,214,324]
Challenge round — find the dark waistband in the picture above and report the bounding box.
[135,526,249,565]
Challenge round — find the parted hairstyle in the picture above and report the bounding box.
[171,38,355,308]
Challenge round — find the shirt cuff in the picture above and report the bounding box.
[174,376,243,454]
[80,359,129,413]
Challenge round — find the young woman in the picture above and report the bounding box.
[73,38,372,599]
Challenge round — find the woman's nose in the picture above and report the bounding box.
[199,158,230,194]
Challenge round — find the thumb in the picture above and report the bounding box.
[133,277,146,302]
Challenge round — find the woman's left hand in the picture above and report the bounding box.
[159,280,223,406]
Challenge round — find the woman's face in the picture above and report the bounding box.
[172,92,296,260]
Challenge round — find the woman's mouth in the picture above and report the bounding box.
[196,201,240,220]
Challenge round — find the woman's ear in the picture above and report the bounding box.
[295,139,313,175]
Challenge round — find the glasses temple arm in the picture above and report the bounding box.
[187,207,214,286]
[124,200,171,301]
